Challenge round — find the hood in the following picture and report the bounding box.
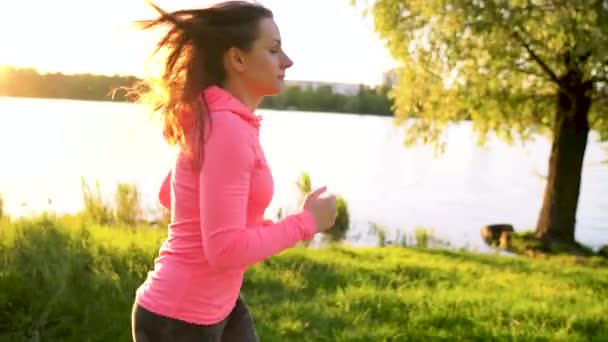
[202,86,262,128]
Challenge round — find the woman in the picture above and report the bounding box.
[131,1,337,341]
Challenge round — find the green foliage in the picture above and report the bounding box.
[0,217,159,341]
[294,172,312,207]
[0,192,4,220]
[323,196,350,243]
[414,226,451,249]
[415,226,431,248]
[261,84,394,116]
[294,172,351,244]
[0,66,138,102]
[363,0,608,149]
[262,84,394,116]
[357,0,608,242]
[114,183,142,226]
[369,222,388,247]
[511,230,597,257]
[368,223,451,249]
[1,219,607,340]
[80,178,146,227]
[80,177,113,225]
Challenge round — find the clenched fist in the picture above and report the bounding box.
[301,186,337,233]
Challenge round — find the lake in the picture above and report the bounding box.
[1,96,606,250]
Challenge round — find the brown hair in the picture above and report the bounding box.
[134,1,273,167]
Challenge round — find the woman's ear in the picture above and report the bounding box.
[225,47,247,73]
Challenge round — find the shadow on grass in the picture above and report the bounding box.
[243,247,608,341]
[242,250,476,341]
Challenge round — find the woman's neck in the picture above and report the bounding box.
[220,80,263,112]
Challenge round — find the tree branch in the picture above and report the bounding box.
[511,30,561,85]
[513,63,551,80]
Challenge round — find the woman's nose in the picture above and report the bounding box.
[282,53,294,69]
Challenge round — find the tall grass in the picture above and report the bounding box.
[80,177,113,225]
[1,217,606,341]
[79,178,159,228]
[114,183,142,226]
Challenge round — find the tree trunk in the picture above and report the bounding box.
[535,76,591,243]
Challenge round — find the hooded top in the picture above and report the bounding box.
[135,85,318,325]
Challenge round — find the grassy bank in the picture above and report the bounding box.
[0,216,607,341]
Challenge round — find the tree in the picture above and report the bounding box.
[362,0,608,245]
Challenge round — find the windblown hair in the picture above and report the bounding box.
[133,1,272,167]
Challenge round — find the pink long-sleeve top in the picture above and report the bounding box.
[135,85,318,325]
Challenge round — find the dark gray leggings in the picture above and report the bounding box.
[131,297,259,342]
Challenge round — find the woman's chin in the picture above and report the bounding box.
[265,85,283,96]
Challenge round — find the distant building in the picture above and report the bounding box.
[284,80,361,96]
[382,69,399,88]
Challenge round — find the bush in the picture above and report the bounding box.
[323,196,350,243]
[294,172,312,205]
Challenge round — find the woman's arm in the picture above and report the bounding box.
[199,113,317,269]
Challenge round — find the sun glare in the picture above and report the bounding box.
[0,1,162,76]
[0,0,396,85]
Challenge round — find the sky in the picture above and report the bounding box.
[0,0,398,86]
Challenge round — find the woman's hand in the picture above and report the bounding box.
[301,186,337,233]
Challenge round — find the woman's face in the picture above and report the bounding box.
[235,17,294,96]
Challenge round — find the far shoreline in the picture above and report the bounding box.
[0,94,396,117]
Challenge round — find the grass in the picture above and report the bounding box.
[510,231,600,259]
[0,216,607,341]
